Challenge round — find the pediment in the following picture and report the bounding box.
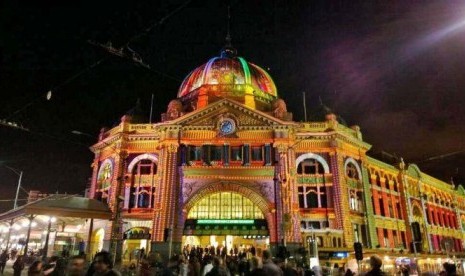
[168,99,296,130]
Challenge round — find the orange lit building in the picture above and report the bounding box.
[86,45,465,272]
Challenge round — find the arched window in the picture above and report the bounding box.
[188,192,264,219]
[346,163,359,180]
[129,158,158,209]
[297,159,325,175]
[95,159,113,202]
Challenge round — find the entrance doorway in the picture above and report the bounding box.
[183,192,269,258]
[182,235,269,258]
[122,227,151,264]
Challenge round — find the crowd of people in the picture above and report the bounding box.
[0,247,460,275]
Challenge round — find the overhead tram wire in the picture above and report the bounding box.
[4,58,105,122]
[4,1,193,134]
[88,0,192,83]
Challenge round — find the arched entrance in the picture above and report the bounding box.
[183,191,270,257]
[412,205,429,252]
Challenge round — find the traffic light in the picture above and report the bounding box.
[163,228,171,242]
[354,242,363,261]
[411,222,422,242]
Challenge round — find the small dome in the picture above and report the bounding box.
[177,50,277,99]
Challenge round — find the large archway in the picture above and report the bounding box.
[412,204,429,252]
[183,188,272,258]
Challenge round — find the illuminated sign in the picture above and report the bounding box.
[333,252,348,258]
[197,219,254,225]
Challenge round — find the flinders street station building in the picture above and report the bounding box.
[85,45,465,273]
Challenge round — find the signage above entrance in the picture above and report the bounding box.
[197,219,254,225]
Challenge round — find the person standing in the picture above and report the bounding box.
[67,255,87,276]
[13,255,25,276]
[93,251,121,276]
[365,255,385,276]
[28,260,44,276]
[262,250,283,276]
[0,250,8,274]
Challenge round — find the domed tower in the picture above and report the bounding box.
[177,46,278,112]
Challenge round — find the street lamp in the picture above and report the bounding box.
[1,165,23,209]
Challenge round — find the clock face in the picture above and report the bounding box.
[219,119,236,135]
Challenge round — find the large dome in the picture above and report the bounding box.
[176,48,277,111]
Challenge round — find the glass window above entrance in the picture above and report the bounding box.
[188,192,264,219]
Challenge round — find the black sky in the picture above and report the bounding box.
[2,0,465,211]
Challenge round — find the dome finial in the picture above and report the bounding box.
[221,5,237,57]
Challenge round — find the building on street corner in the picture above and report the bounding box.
[85,44,465,274]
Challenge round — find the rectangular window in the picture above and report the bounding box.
[353,224,360,242]
[303,162,317,174]
[396,202,403,220]
[251,146,263,161]
[320,187,327,208]
[264,144,272,165]
[383,229,389,247]
[361,224,368,246]
[188,146,202,161]
[393,230,398,247]
[388,199,394,218]
[202,145,210,164]
[243,144,250,165]
[401,231,407,248]
[379,197,385,216]
[231,146,242,161]
[211,146,222,161]
[309,221,321,229]
[223,145,230,165]
[298,187,305,208]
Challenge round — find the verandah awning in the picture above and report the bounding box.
[0,194,112,221]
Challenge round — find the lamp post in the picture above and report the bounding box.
[1,165,23,209]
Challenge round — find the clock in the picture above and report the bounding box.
[219,118,236,135]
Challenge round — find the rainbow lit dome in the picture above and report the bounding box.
[177,48,277,104]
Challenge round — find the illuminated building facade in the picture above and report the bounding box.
[86,45,465,269]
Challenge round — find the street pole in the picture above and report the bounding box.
[14,171,23,209]
[42,218,53,261]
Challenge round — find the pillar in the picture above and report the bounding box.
[361,164,377,248]
[330,152,353,248]
[151,143,179,259]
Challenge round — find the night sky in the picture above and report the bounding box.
[2,0,465,212]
